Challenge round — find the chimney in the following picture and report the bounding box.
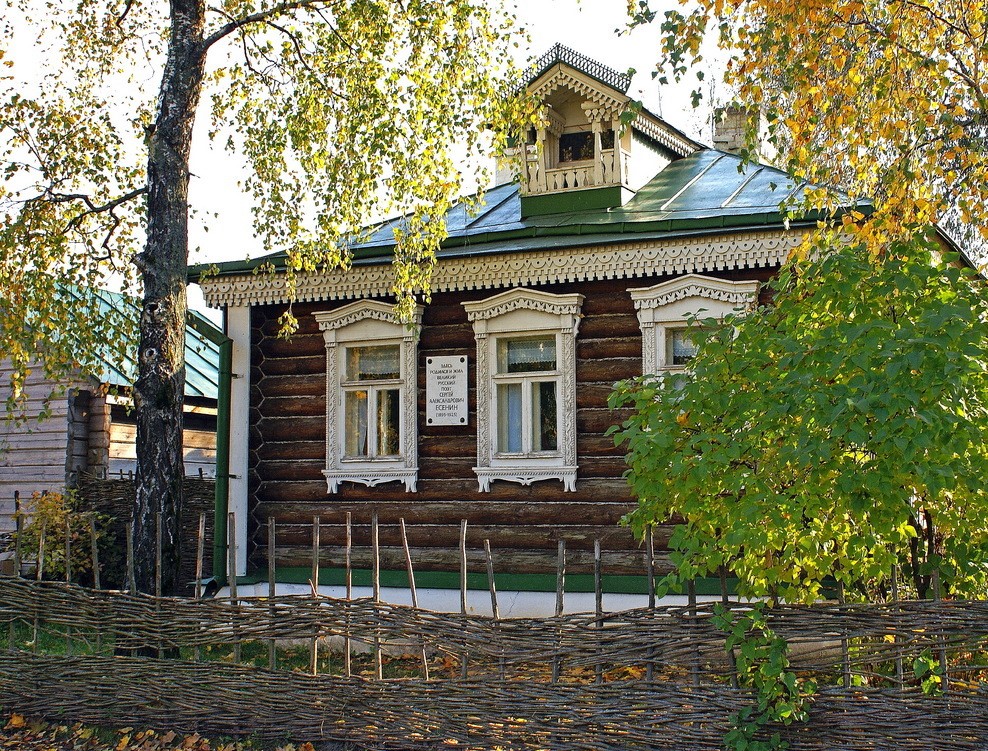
[712,106,774,163]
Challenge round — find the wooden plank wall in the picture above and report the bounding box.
[248,270,774,579]
[108,405,216,477]
[0,361,77,531]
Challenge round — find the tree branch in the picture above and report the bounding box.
[47,185,147,220]
[116,0,137,28]
[201,0,341,52]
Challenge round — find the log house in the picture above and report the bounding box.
[193,45,817,614]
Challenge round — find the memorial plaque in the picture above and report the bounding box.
[426,355,468,426]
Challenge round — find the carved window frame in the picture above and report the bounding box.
[464,288,583,493]
[629,274,760,375]
[314,301,422,493]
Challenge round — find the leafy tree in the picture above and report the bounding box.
[633,0,988,256]
[610,238,988,603]
[610,0,988,602]
[1,0,525,593]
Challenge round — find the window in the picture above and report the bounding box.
[629,274,760,376]
[343,345,401,458]
[314,301,422,493]
[464,288,583,492]
[495,336,558,454]
[668,328,700,366]
[559,131,594,163]
[557,130,616,163]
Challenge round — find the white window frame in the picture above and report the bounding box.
[314,301,422,493]
[464,288,583,493]
[629,274,760,375]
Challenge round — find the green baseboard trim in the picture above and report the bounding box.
[235,566,739,597]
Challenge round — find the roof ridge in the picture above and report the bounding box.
[720,164,764,209]
[659,151,724,211]
[522,43,632,94]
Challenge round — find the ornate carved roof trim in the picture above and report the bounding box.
[200,229,807,309]
[523,43,632,94]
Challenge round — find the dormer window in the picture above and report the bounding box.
[558,130,616,164]
[559,131,594,163]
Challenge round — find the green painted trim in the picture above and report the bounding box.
[520,186,629,218]
[211,337,232,586]
[236,566,740,596]
[184,313,232,586]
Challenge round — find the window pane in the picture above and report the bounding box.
[669,329,699,366]
[347,345,400,380]
[497,383,523,453]
[559,131,594,162]
[532,381,557,451]
[344,390,369,456]
[497,337,556,374]
[376,388,401,456]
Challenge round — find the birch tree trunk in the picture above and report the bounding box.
[133,0,206,595]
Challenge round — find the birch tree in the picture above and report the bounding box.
[635,0,987,255]
[1,0,523,592]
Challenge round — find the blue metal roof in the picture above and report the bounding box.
[65,286,221,400]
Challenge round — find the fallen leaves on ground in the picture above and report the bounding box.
[0,712,318,751]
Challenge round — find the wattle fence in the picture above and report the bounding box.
[2,573,988,749]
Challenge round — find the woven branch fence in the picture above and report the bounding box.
[2,576,988,749]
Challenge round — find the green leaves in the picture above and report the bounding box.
[1,0,526,403]
[212,0,528,327]
[714,603,815,751]
[611,237,988,603]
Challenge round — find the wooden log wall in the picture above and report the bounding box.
[248,269,775,580]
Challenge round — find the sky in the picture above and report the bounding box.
[184,0,719,276]
[6,1,723,318]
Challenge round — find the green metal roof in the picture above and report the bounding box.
[196,149,833,279]
[64,286,222,400]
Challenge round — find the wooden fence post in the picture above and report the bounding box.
[344,512,352,678]
[934,569,949,693]
[688,579,699,687]
[891,564,903,689]
[13,491,21,577]
[400,518,429,680]
[459,519,469,679]
[484,538,503,680]
[89,514,102,654]
[33,521,45,654]
[645,529,656,683]
[126,522,136,595]
[372,513,382,680]
[194,512,206,662]
[594,539,603,685]
[65,516,72,656]
[310,516,320,675]
[722,567,739,689]
[228,512,240,663]
[838,581,851,689]
[551,539,565,683]
[268,517,276,670]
